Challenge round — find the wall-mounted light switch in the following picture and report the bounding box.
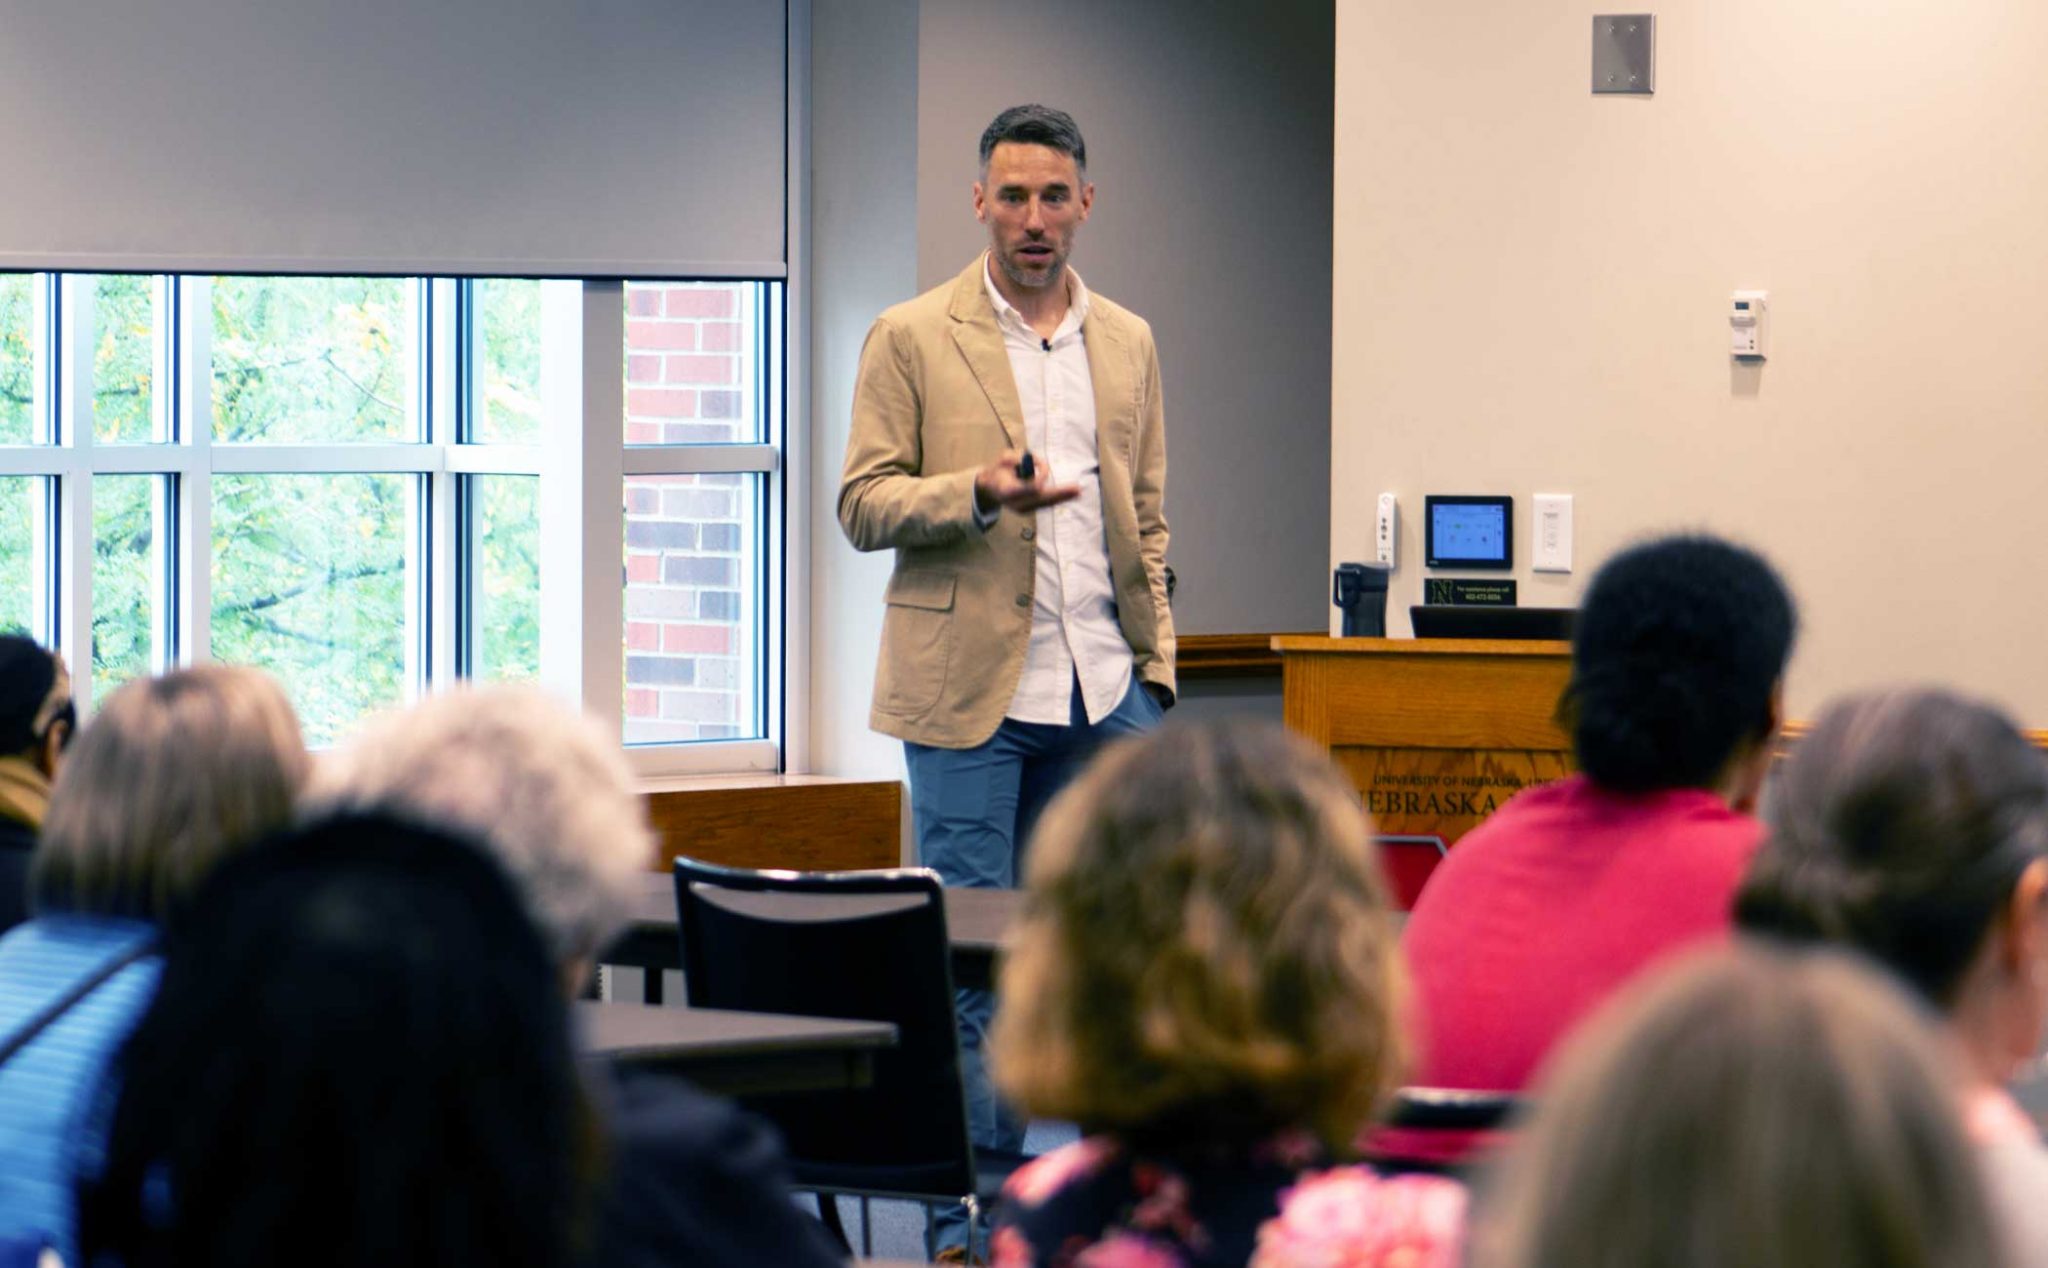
[1533,494,1573,572]
[1376,493,1397,567]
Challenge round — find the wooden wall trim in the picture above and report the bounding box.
[641,777,901,874]
[1177,631,1322,678]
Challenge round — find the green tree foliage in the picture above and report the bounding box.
[0,278,34,637]
[3,275,541,739]
[91,475,155,695]
[0,275,31,444]
[206,278,410,743]
[475,474,540,682]
[93,276,154,442]
[88,277,162,695]
[477,279,543,444]
[472,279,542,681]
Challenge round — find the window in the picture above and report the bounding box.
[620,282,772,747]
[0,272,784,769]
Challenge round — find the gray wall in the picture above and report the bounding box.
[913,0,1335,636]
[807,0,923,777]
[806,0,1331,775]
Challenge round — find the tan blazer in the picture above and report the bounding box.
[838,257,1175,750]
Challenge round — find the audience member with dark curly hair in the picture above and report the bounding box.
[1386,533,1796,1166]
[1736,687,2048,1265]
[78,814,593,1268]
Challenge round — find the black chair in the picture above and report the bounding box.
[671,857,1025,1257]
[1383,1086,1524,1132]
[1366,1086,1527,1178]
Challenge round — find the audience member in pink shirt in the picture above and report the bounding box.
[1388,534,1796,1166]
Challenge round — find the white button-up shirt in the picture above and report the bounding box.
[981,256,1134,726]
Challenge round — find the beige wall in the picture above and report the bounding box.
[1334,1,2048,722]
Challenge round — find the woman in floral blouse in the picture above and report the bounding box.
[987,722,1465,1268]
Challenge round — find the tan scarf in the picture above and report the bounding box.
[0,755,50,830]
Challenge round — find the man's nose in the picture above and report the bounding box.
[1023,199,1046,232]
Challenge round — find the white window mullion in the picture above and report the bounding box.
[176,276,213,666]
[81,446,199,476]
[206,445,440,475]
[619,444,777,476]
[151,276,175,443]
[428,279,459,686]
[30,274,53,448]
[398,280,430,695]
[754,285,787,770]
[444,444,542,476]
[539,280,624,730]
[56,275,93,706]
[149,473,172,679]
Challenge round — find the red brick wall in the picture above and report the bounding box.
[621,282,759,743]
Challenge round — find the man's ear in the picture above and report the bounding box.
[35,718,66,779]
[1077,180,1094,221]
[972,180,988,223]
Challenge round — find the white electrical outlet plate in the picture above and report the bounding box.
[1533,494,1573,572]
[1376,493,1397,567]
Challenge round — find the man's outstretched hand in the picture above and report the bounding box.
[975,449,1080,515]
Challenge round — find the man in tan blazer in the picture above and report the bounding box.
[838,105,1173,1249]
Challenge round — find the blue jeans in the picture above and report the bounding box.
[904,675,1161,1250]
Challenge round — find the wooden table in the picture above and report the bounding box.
[604,874,1020,1003]
[576,1001,896,1097]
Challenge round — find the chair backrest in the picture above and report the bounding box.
[671,857,974,1192]
[1375,834,1447,911]
[1384,1086,1523,1132]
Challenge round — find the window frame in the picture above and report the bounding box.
[0,270,791,776]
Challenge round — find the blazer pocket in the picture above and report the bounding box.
[876,570,956,716]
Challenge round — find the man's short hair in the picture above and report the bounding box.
[0,635,68,755]
[979,104,1087,175]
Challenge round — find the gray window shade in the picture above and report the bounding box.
[0,0,786,278]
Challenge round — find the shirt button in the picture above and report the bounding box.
[1021,526,1036,541]
[1015,594,1031,608]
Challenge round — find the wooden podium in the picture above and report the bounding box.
[1271,636,1575,847]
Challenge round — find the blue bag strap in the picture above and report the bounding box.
[0,937,158,1070]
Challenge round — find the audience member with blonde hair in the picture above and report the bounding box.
[0,665,307,1263]
[1736,687,2048,1265]
[1478,943,2005,1268]
[307,684,842,1268]
[989,721,1464,1267]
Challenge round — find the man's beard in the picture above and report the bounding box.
[996,244,1065,292]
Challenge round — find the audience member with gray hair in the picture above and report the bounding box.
[306,683,652,981]
[310,684,842,1268]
